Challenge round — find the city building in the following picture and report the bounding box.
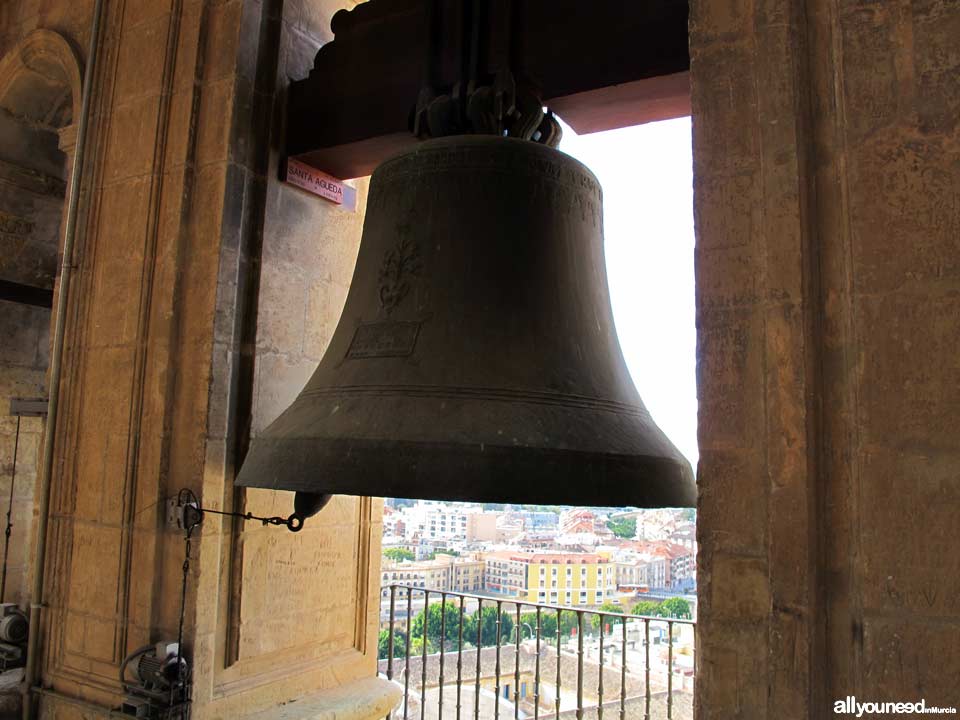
[484,552,615,607]
[380,554,485,599]
[465,511,500,543]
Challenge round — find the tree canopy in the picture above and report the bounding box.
[378,628,408,659]
[629,597,693,619]
[383,548,415,562]
[605,517,637,538]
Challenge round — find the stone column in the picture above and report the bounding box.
[691,0,960,716]
[32,0,396,718]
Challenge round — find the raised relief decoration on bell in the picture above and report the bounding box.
[377,232,421,315]
[347,321,421,359]
[0,211,34,243]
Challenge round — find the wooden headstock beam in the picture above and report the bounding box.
[287,0,690,179]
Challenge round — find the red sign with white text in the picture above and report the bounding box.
[285,158,356,209]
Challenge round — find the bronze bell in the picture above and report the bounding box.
[237,136,695,510]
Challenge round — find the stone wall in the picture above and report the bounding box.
[692,0,960,716]
[0,26,71,609]
[1,0,957,717]
[0,301,47,606]
[187,0,383,713]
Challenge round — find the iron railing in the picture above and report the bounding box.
[378,584,695,720]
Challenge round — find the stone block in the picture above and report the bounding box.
[911,0,960,136]
[0,300,44,365]
[696,621,768,719]
[692,172,756,252]
[113,14,170,102]
[66,523,122,614]
[696,245,760,310]
[848,133,959,293]
[695,306,765,451]
[690,44,759,178]
[250,351,316,433]
[204,0,243,83]
[303,277,347,361]
[101,95,162,184]
[256,257,308,354]
[697,448,767,555]
[861,616,960,705]
[689,0,753,44]
[857,291,960,452]
[837,3,904,141]
[234,677,402,720]
[195,78,235,168]
[710,554,770,621]
[858,446,960,616]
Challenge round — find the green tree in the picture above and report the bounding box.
[384,548,415,562]
[656,597,692,619]
[520,611,555,639]
[605,517,637,538]
[378,628,408,660]
[466,606,515,647]
[630,600,661,617]
[411,601,465,650]
[591,602,625,629]
[558,610,580,638]
[409,636,435,656]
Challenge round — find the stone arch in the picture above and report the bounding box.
[0,29,82,130]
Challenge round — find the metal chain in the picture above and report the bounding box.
[0,416,20,603]
[198,506,304,532]
[173,527,191,717]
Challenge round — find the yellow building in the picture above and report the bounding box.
[484,552,615,607]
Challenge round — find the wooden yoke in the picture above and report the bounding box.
[287,0,690,179]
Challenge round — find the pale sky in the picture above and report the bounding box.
[558,117,699,468]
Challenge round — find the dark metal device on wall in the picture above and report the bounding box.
[237,135,695,508]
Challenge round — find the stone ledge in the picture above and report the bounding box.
[241,677,402,720]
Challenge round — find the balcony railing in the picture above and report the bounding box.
[378,584,695,720]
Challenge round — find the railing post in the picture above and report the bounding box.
[555,609,562,720]
[576,611,584,720]
[598,614,605,720]
[620,619,627,720]
[667,620,674,720]
[378,586,696,720]
[456,595,464,720]
[421,590,429,720]
[439,593,447,720]
[644,619,651,720]
[387,585,397,720]
[495,600,503,719]
[534,606,542,720]
[405,590,413,720]
[475,598,482,720]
